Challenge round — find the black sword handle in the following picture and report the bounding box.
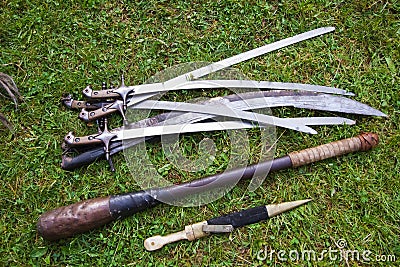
[61,137,152,170]
[61,146,108,171]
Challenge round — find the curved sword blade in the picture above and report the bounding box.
[115,121,256,141]
[84,79,352,100]
[165,27,336,85]
[130,100,355,134]
[111,27,336,106]
[130,79,353,99]
[228,93,387,117]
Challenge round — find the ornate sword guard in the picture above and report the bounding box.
[111,75,135,111]
[91,118,116,171]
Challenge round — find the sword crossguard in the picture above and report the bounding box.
[112,74,134,112]
[93,118,117,171]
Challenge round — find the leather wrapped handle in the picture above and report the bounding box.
[61,148,107,170]
[42,133,378,240]
[288,132,378,167]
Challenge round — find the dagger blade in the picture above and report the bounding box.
[144,199,312,251]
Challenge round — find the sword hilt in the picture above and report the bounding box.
[64,131,103,147]
[78,99,126,122]
[82,84,120,99]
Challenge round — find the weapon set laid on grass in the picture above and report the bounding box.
[38,27,385,250]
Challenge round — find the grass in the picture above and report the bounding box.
[1,0,399,266]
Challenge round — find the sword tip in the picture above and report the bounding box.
[266,199,312,218]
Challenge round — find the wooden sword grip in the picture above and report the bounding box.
[37,191,161,241]
[288,132,379,167]
[82,86,120,99]
[64,131,102,147]
[37,197,113,241]
[79,106,118,122]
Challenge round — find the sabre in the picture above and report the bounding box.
[64,90,384,116]
[144,199,312,251]
[80,27,337,120]
[66,112,353,167]
[38,132,378,241]
[67,92,357,165]
[61,90,385,170]
[83,28,336,103]
[79,79,353,120]
[82,79,352,100]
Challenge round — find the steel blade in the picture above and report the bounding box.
[129,79,352,97]
[131,100,317,134]
[115,121,256,141]
[164,27,336,85]
[130,100,355,134]
[229,93,387,117]
[113,27,336,106]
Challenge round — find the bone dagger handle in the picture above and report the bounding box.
[144,221,209,251]
[37,191,160,241]
[288,132,378,167]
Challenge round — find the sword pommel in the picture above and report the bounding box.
[358,132,379,151]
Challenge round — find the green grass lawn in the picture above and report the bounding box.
[1,0,399,266]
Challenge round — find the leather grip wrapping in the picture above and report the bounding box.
[109,191,161,219]
[207,205,269,228]
[288,132,379,167]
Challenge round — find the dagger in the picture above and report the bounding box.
[144,199,312,251]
